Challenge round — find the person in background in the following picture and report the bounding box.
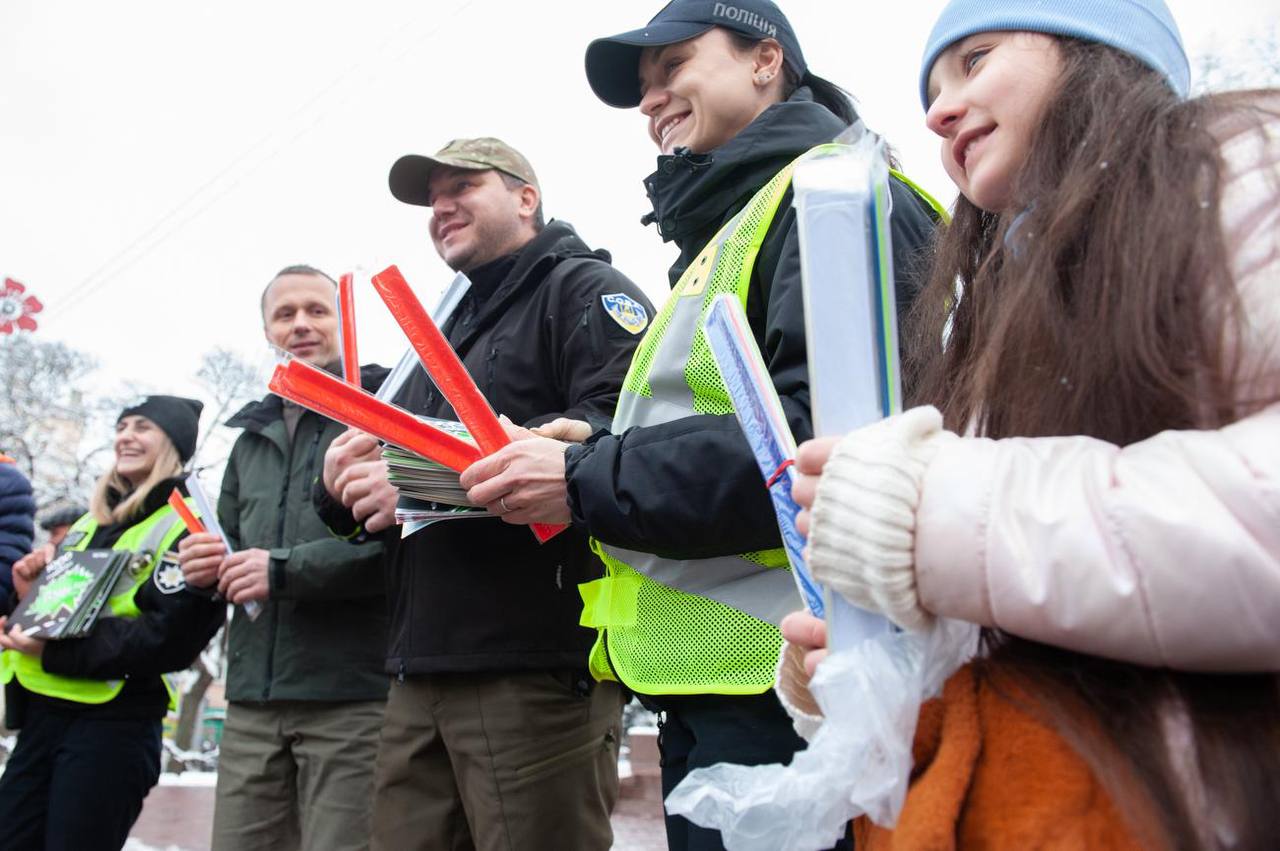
[0,396,225,851]
[0,454,34,614]
[458,3,940,849]
[177,265,389,851]
[317,139,652,850]
[781,1,1280,847]
[39,505,86,551]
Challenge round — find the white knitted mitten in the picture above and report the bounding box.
[808,406,954,631]
[774,640,824,741]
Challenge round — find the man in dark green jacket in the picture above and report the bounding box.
[178,265,388,851]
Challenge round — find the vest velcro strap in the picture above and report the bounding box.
[578,575,638,629]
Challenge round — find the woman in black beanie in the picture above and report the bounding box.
[0,395,225,851]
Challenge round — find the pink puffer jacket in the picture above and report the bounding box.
[914,107,1280,672]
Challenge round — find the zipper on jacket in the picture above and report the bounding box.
[261,418,311,700]
[397,661,406,683]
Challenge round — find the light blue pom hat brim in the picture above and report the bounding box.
[919,0,1191,109]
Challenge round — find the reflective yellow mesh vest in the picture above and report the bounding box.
[0,502,187,708]
[579,147,946,696]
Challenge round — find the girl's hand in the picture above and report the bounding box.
[0,618,47,657]
[775,611,829,738]
[791,437,842,538]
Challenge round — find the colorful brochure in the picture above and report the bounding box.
[8,550,133,639]
[702,293,823,617]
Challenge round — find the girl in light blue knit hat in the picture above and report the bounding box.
[779,1,1280,847]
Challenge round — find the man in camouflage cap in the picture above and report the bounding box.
[318,137,654,850]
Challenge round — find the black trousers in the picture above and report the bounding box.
[645,690,853,851]
[0,708,162,850]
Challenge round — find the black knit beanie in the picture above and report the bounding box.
[118,395,204,463]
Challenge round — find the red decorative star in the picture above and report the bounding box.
[0,278,43,334]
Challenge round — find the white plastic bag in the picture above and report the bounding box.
[666,618,977,850]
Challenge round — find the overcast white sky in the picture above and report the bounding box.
[3,0,1278,436]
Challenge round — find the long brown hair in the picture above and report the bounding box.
[905,39,1280,849]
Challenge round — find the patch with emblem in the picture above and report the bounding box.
[153,553,186,595]
[601,293,649,335]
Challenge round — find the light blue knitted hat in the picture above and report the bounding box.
[919,0,1191,108]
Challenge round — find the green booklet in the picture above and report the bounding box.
[8,549,133,639]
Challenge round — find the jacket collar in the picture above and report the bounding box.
[447,219,610,352]
[642,87,847,254]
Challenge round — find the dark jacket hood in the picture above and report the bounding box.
[642,86,848,252]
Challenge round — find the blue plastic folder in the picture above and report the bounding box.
[703,294,824,617]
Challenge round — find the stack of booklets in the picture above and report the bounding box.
[8,549,133,639]
[383,418,489,531]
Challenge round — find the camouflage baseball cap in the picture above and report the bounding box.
[388,137,540,207]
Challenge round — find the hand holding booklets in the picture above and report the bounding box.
[268,264,565,542]
[7,550,133,639]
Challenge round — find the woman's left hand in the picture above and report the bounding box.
[459,418,573,525]
[0,618,47,657]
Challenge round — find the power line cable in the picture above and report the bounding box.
[44,0,476,323]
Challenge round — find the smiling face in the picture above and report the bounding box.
[638,28,783,156]
[926,32,1064,213]
[262,273,340,365]
[426,167,538,273]
[113,415,169,486]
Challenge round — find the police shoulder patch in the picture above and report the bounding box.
[153,553,186,595]
[601,293,649,335]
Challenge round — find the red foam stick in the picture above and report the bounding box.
[167,489,206,534]
[370,265,566,542]
[338,272,360,386]
[269,357,482,472]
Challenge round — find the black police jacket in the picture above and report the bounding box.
[564,87,940,560]
[316,220,653,676]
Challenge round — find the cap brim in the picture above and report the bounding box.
[388,153,488,206]
[585,21,713,108]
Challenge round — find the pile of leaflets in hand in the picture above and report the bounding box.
[383,417,489,528]
[8,550,134,639]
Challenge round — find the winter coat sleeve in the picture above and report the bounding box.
[269,536,384,601]
[565,181,939,559]
[914,402,1280,671]
[41,530,227,679]
[0,462,35,603]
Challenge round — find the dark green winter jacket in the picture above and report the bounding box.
[218,365,389,703]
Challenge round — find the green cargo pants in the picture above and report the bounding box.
[212,699,385,851]
[371,670,624,851]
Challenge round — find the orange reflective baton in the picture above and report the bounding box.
[268,356,482,473]
[338,272,360,386]
[370,265,566,543]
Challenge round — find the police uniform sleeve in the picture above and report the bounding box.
[563,211,811,558]
[40,531,226,680]
[564,184,938,559]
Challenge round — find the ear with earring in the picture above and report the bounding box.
[755,72,774,85]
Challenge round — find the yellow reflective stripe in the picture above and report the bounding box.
[889,169,951,223]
